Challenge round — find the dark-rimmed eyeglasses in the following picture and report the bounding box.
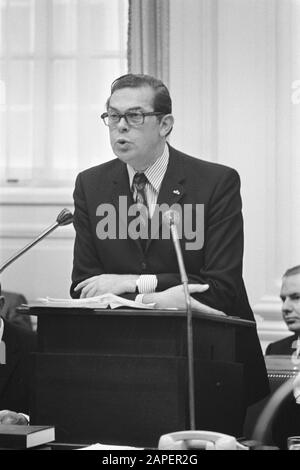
[101,111,164,127]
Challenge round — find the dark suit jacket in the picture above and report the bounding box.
[265,334,300,449]
[0,319,36,413]
[71,145,269,406]
[266,334,298,356]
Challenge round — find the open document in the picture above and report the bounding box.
[34,293,156,310]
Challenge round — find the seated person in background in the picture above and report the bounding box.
[1,289,32,331]
[265,265,300,448]
[266,265,300,357]
[0,283,36,424]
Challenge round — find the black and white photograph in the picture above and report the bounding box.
[0,0,300,453]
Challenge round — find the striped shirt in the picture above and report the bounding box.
[127,144,169,296]
[127,144,169,218]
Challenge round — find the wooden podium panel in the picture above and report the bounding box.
[26,308,253,446]
[31,354,187,446]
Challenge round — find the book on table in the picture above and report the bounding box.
[0,425,55,449]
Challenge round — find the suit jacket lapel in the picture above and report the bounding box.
[110,162,144,254]
[147,146,185,250]
[111,162,133,228]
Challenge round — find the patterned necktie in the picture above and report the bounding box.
[133,172,148,211]
[132,172,149,250]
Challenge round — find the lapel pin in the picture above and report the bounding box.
[173,189,180,195]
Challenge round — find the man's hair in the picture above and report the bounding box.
[106,73,172,115]
[283,265,300,277]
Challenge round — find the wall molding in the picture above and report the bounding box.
[0,188,75,300]
[0,187,74,205]
[253,295,282,320]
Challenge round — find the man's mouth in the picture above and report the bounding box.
[285,317,300,324]
[116,139,131,145]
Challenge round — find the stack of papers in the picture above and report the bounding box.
[34,293,156,310]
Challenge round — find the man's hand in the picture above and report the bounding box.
[0,410,29,425]
[143,284,226,315]
[74,274,139,298]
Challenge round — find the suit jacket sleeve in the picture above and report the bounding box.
[70,173,106,298]
[157,168,245,315]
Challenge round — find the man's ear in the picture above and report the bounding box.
[159,114,174,137]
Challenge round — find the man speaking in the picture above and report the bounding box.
[70,73,269,415]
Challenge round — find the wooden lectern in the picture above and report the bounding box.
[26,307,254,447]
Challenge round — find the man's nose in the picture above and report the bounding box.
[117,116,129,132]
[282,297,293,313]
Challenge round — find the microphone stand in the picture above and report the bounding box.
[0,208,73,274]
[169,221,196,430]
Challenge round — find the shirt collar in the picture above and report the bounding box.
[127,144,169,193]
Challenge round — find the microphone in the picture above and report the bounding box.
[163,209,196,430]
[0,208,73,274]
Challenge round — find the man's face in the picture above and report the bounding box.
[107,86,169,171]
[280,273,300,334]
